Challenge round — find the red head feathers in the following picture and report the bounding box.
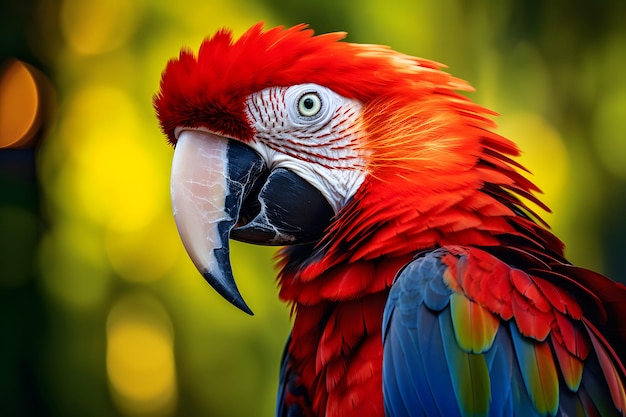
[154,23,471,145]
[156,23,569,283]
[154,22,563,270]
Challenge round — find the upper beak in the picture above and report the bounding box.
[170,129,334,314]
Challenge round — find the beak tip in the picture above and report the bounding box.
[237,301,254,316]
[201,269,254,315]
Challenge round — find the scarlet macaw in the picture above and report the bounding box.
[154,23,626,416]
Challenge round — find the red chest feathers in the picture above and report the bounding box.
[279,256,412,417]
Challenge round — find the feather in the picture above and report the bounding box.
[510,322,559,416]
[580,361,622,417]
[586,324,626,414]
[384,310,423,416]
[416,302,463,416]
[440,308,491,417]
[551,333,584,391]
[483,329,515,415]
[553,311,589,359]
[450,293,500,353]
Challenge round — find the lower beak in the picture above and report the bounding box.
[170,130,334,314]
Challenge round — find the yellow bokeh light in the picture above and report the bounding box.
[75,131,165,231]
[58,85,167,231]
[60,0,145,55]
[105,212,181,283]
[107,293,177,417]
[497,112,569,225]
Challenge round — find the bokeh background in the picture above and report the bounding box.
[1,0,626,416]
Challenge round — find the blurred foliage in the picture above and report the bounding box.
[1,0,625,416]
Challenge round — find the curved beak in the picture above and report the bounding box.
[170,130,334,314]
[171,130,264,314]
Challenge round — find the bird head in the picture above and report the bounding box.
[154,23,549,314]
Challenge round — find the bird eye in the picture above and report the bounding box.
[297,92,322,118]
[285,84,334,126]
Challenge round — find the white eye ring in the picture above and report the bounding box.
[285,84,333,126]
[298,92,322,118]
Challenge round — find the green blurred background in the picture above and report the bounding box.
[1,0,625,416]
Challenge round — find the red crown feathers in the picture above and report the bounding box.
[154,23,467,144]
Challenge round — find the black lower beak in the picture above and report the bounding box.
[231,168,335,245]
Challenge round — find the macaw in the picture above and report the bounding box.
[154,23,626,417]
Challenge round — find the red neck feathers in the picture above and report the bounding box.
[277,68,565,306]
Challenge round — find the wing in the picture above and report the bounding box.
[382,245,626,417]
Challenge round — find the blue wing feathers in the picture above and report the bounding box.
[384,311,425,417]
[509,321,557,416]
[439,307,491,417]
[483,329,515,415]
[384,265,461,417]
[416,302,463,417]
[509,357,543,417]
[402,306,442,415]
[382,247,625,417]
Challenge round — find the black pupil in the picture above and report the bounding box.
[303,97,315,110]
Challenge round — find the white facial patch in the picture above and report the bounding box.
[244,84,368,213]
